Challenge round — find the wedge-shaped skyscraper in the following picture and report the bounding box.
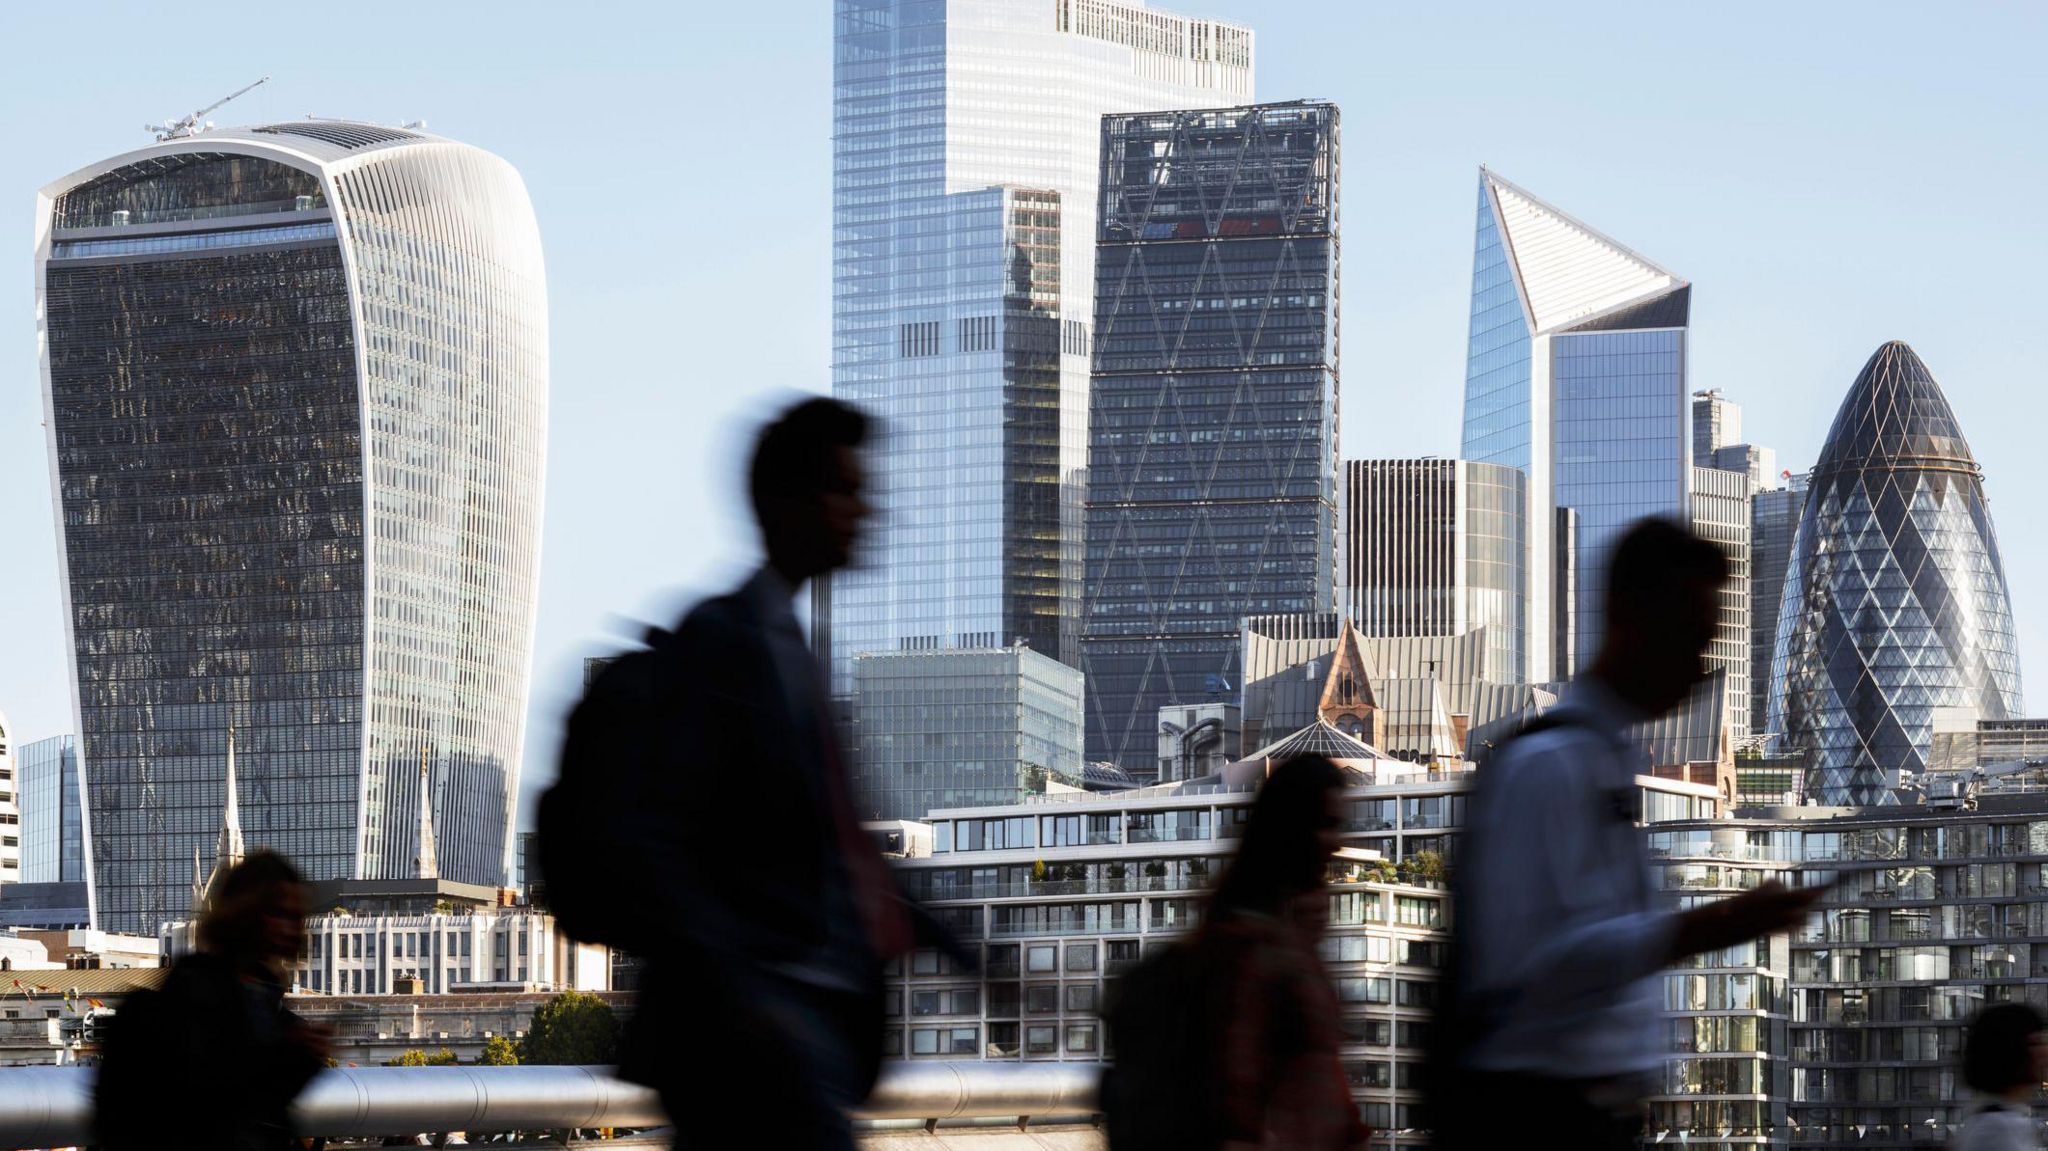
[35,123,547,933]
[1461,169,1692,680]
[1772,341,2022,805]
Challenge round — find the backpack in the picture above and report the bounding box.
[1100,939,1224,1151]
[93,985,176,1150]
[537,628,681,950]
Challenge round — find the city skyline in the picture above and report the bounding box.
[1,3,2046,829]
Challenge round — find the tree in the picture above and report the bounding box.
[520,991,620,1066]
[476,1035,520,1066]
[385,1048,458,1066]
[1398,850,1448,886]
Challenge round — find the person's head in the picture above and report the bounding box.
[198,850,306,972]
[1210,755,1350,920]
[1593,517,1728,715]
[1964,1002,2048,1097]
[749,398,873,583]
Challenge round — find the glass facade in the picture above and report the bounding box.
[826,0,1253,694]
[851,647,1085,820]
[1459,171,1692,680]
[19,735,83,886]
[1552,329,1690,665]
[1083,102,1340,771]
[37,129,546,934]
[1750,478,1807,741]
[1344,459,1525,680]
[1772,342,2023,805]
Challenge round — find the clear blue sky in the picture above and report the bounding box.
[4,2,2044,829]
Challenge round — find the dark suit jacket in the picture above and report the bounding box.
[616,580,887,1100]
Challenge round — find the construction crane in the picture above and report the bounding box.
[146,76,270,142]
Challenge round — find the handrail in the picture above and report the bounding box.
[0,1061,1103,1149]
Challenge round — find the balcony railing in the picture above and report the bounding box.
[0,1062,1103,1149]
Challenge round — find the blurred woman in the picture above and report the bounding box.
[97,850,329,1151]
[1954,1002,2048,1150]
[1201,754,1370,1151]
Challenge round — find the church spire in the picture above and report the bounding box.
[218,726,245,872]
[414,745,439,881]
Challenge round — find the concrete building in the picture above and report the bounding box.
[1654,787,2048,1150]
[1344,459,1527,682]
[852,647,1085,821]
[1692,464,1754,743]
[1084,101,1341,773]
[824,0,1255,691]
[0,713,19,886]
[1460,169,1693,678]
[882,758,1720,1147]
[17,735,81,888]
[37,123,549,934]
[1239,614,1490,764]
[1772,342,2023,804]
[283,988,634,1067]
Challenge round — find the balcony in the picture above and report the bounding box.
[0,1062,1103,1149]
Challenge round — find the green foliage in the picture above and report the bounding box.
[520,991,619,1066]
[385,1048,458,1066]
[1397,850,1448,886]
[1142,860,1167,878]
[475,1035,521,1066]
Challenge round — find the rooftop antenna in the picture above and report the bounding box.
[148,76,270,142]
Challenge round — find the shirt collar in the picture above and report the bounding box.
[1554,674,1651,743]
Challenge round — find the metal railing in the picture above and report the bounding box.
[0,1061,1103,1149]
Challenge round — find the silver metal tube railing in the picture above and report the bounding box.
[0,1062,1103,1149]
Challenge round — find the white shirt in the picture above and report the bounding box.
[1462,675,1679,1080]
[1953,1103,2038,1151]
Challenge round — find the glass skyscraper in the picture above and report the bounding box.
[1690,465,1753,743]
[19,734,83,886]
[1771,341,2023,805]
[826,0,1253,694]
[1460,169,1693,680]
[851,647,1085,821]
[35,124,547,933]
[1084,101,1340,771]
[1343,459,1525,679]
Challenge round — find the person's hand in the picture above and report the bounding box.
[1670,880,1829,961]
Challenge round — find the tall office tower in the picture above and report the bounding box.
[19,734,83,886]
[1460,169,1692,680]
[1084,101,1340,771]
[0,712,18,885]
[825,0,1254,694]
[851,646,1085,820]
[1748,473,1806,740]
[1689,466,1752,743]
[1343,459,1526,681]
[36,124,548,933]
[1692,388,1740,464]
[1773,342,2022,805]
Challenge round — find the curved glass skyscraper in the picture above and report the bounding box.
[35,123,547,933]
[1771,341,2021,805]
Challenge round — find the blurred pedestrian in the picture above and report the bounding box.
[1105,755,1369,1151]
[1954,1002,2047,1150]
[96,850,329,1151]
[1433,518,1827,1150]
[607,397,959,1150]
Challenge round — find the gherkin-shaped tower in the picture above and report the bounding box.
[1771,341,2022,804]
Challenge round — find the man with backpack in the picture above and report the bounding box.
[1433,518,1827,1150]
[548,397,935,1149]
